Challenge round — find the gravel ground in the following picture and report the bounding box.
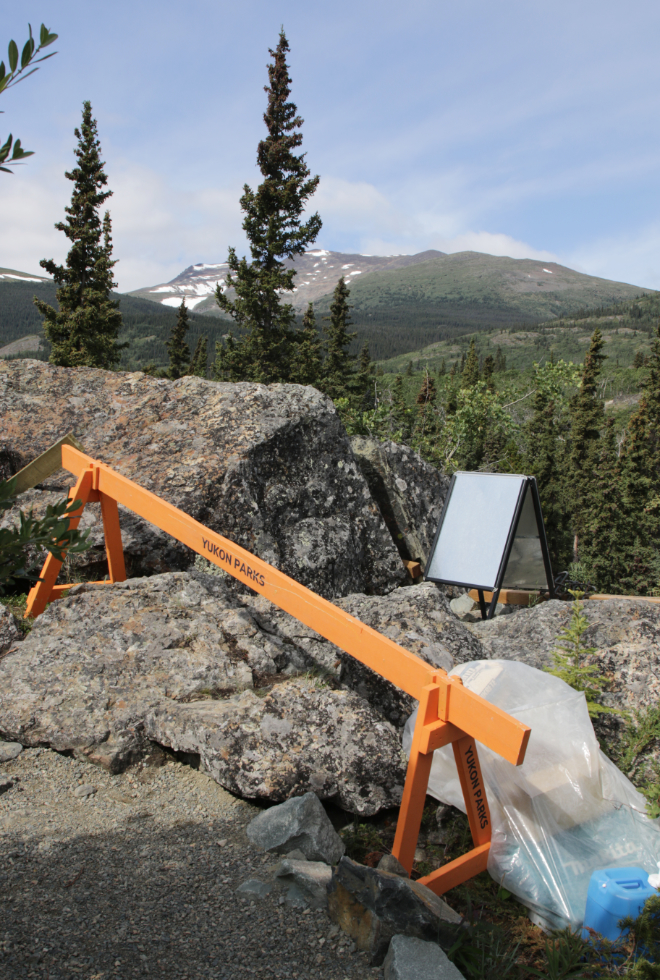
[0,746,381,980]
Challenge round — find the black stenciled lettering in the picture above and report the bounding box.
[234,557,241,569]
[258,573,265,587]
[224,552,232,567]
[240,562,247,575]
[202,538,209,550]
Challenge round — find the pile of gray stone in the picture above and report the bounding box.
[240,792,466,978]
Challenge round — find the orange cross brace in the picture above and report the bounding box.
[25,445,531,893]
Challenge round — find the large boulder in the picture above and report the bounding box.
[0,361,404,598]
[0,571,476,813]
[350,437,449,570]
[468,597,660,782]
[0,603,21,656]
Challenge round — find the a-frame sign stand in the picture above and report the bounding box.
[425,472,555,619]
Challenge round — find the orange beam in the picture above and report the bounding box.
[57,445,531,764]
[418,842,491,895]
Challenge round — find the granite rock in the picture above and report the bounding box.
[0,741,23,763]
[274,857,333,908]
[0,361,404,598]
[335,583,482,728]
[0,603,21,656]
[328,856,461,964]
[384,935,466,980]
[0,572,410,813]
[468,597,660,779]
[350,437,448,569]
[247,792,344,863]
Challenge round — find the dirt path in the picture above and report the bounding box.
[0,746,380,980]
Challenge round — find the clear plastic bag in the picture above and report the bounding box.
[403,660,660,931]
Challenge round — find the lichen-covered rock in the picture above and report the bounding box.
[0,360,404,598]
[0,603,21,656]
[144,680,407,815]
[335,583,483,728]
[350,437,449,569]
[468,597,660,781]
[468,597,660,714]
[0,572,450,812]
[1,489,191,581]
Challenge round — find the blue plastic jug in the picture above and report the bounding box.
[582,867,657,941]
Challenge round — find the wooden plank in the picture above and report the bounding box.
[468,588,546,606]
[99,493,127,582]
[589,593,660,605]
[392,682,440,873]
[58,446,531,763]
[418,842,491,895]
[10,433,85,495]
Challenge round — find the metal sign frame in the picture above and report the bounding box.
[425,472,554,619]
[24,444,531,895]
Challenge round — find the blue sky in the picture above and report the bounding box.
[2,0,660,292]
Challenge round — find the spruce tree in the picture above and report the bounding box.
[462,340,479,387]
[213,30,321,383]
[568,327,606,560]
[439,358,446,377]
[166,301,191,379]
[189,335,208,378]
[354,343,373,409]
[483,354,495,391]
[494,346,506,372]
[319,277,356,401]
[524,391,571,572]
[290,303,323,386]
[35,102,123,369]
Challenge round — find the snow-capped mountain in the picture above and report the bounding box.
[128,249,446,314]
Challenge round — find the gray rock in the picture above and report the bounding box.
[449,593,478,619]
[275,858,332,908]
[0,773,15,793]
[247,792,345,863]
[0,741,23,763]
[236,879,274,900]
[327,856,461,964]
[0,603,21,656]
[335,583,481,728]
[73,784,96,798]
[285,849,308,862]
[384,935,466,980]
[281,882,308,908]
[0,578,409,812]
[468,597,660,780]
[350,437,449,569]
[377,854,409,878]
[0,361,405,599]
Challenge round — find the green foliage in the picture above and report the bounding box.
[0,477,90,595]
[0,23,58,173]
[165,301,191,379]
[318,277,357,401]
[213,30,321,383]
[290,302,323,386]
[448,917,521,980]
[545,591,614,716]
[35,103,125,369]
[188,334,208,378]
[528,928,590,979]
[339,822,386,862]
[462,338,480,387]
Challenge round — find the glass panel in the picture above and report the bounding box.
[426,472,525,588]
[501,485,549,589]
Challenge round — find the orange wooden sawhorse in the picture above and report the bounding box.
[26,445,531,895]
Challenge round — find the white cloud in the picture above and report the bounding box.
[568,226,660,291]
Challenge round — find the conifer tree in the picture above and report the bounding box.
[290,303,323,386]
[213,30,321,383]
[319,277,356,401]
[439,358,446,377]
[35,102,123,369]
[568,327,606,559]
[494,346,506,373]
[483,354,495,391]
[462,339,479,387]
[189,335,208,378]
[524,392,571,571]
[392,373,412,442]
[416,371,437,407]
[405,360,413,377]
[354,343,373,408]
[165,301,191,379]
